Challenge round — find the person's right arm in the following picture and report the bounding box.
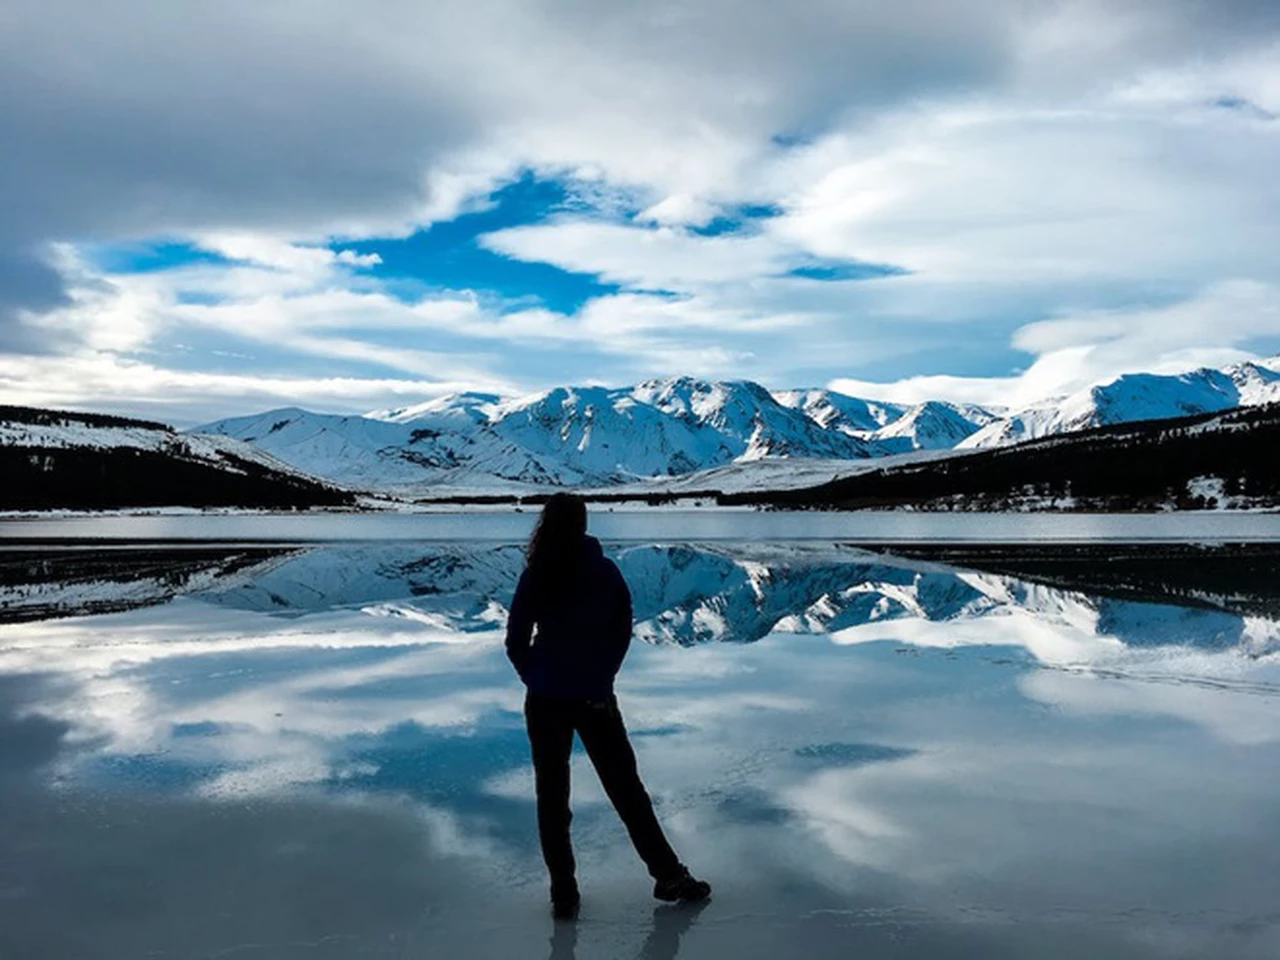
[603,560,633,678]
[505,569,534,681]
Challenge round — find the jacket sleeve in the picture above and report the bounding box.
[505,569,535,680]
[604,560,633,678]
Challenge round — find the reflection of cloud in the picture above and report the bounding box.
[783,766,909,865]
[0,781,550,958]
[0,674,71,777]
[1021,662,1280,745]
[822,607,1122,662]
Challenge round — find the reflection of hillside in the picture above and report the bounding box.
[870,543,1280,620]
[0,547,293,624]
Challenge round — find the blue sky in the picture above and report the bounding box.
[344,174,624,315]
[1,1,1279,423]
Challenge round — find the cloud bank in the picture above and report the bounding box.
[1,1,1279,419]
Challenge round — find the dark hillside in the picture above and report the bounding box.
[0,406,355,511]
[720,404,1280,512]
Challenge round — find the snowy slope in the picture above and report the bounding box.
[865,400,1000,452]
[198,406,576,489]
[0,407,328,480]
[368,392,503,428]
[961,360,1280,449]
[774,388,906,434]
[487,383,730,479]
[580,450,966,498]
[0,406,352,509]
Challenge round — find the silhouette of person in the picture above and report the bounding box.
[507,493,711,919]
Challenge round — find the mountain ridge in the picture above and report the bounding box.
[194,358,1280,492]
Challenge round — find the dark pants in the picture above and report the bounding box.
[524,690,682,893]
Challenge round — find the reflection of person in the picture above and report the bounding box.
[546,901,710,960]
[507,493,711,920]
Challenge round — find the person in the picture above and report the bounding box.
[506,493,711,920]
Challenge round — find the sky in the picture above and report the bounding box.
[2,0,1280,425]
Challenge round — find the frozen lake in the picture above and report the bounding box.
[1,526,1278,957]
[4,508,1280,543]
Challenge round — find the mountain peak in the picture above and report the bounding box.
[367,392,503,425]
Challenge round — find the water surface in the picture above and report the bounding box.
[1,534,1277,958]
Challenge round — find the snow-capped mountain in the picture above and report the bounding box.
[194,358,1279,494]
[772,391,997,451]
[960,359,1280,449]
[200,378,877,491]
[627,377,867,460]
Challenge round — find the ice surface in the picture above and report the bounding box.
[1,537,1278,958]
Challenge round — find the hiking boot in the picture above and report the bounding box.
[653,868,711,903]
[551,883,580,920]
[551,894,580,920]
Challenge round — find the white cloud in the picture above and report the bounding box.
[0,352,492,423]
[771,90,1280,286]
[482,219,794,289]
[2,2,1280,414]
[636,195,719,228]
[1012,280,1280,357]
[831,282,1280,406]
[194,235,383,273]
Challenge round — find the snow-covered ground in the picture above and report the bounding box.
[574,449,966,497]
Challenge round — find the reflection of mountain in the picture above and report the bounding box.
[620,546,1001,646]
[202,544,529,633]
[192,542,1009,646]
[5,542,1278,656]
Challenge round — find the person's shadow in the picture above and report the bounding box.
[547,900,710,960]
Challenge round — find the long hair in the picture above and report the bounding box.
[526,492,588,597]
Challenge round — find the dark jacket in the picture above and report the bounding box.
[504,535,633,700]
